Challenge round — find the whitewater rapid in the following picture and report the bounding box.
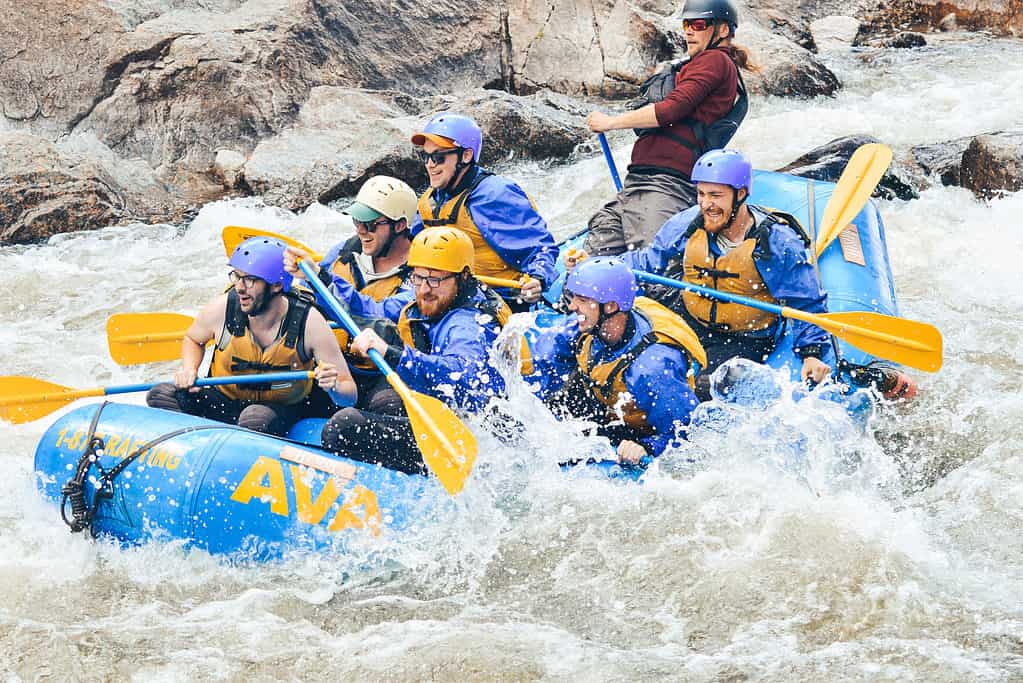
[1,33,1021,681]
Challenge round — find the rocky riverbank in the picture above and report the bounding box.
[1,0,1020,244]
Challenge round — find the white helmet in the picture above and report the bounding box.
[345,175,418,224]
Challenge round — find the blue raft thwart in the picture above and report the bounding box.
[33,170,903,559]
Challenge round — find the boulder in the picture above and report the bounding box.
[740,23,841,97]
[776,135,924,200]
[0,132,126,244]
[884,32,928,48]
[241,88,591,210]
[506,0,676,96]
[861,0,1022,37]
[0,1,124,137]
[910,136,975,187]
[960,131,1023,199]
[809,16,862,52]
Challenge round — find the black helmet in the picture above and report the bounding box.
[681,0,739,30]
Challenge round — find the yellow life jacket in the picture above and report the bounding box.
[326,237,409,371]
[416,171,527,282]
[574,297,706,433]
[681,228,777,333]
[209,290,315,405]
[679,207,809,334]
[396,282,512,352]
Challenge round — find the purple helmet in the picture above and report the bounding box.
[228,237,293,292]
[411,113,483,161]
[566,257,637,311]
[692,149,753,193]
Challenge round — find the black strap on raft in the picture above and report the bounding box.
[59,402,245,537]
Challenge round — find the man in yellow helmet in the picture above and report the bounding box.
[284,227,506,474]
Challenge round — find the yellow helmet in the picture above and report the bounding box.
[407,227,475,274]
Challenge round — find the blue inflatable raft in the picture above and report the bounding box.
[32,170,905,559]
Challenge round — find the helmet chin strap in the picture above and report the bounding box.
[444,148,475,193]
[375,219,405,258]
[722,187,748,235]
[594,303,621,342]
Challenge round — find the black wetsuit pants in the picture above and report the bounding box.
[320,406,426,476]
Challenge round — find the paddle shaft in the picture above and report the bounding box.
[297,262,394,380]
[0,371,314,408]
[633,270,942,370]
[599,133,623,192]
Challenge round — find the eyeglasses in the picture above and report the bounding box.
[228,271,262,288]
[682,18,713,31]
[354,218,393,233]
[409,273,457,289]
[416,148,461,165]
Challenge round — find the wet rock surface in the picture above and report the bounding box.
[0,0,1019,242]
[776,135,924,201]
[960,131,1023,199]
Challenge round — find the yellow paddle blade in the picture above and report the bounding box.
[222,226,325,263]
[0,377,100,424]
[477,275,523,290]
[386,375,477,495]
[107,312,196,365]
[815,143,894,258]
[785,308,943,372]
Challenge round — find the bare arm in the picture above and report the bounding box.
[304,309,358,407]
[174,295,225,389]
[587,104,660,133]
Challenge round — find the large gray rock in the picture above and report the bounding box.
[0,132,126,244]
[241,88,592,210]
[0,1,124,136]
[960,131,1023,199]
[507,0,676,96]
[507,0,841,99]
[860,0,1023,36]
[740,23,841,97]
[776,135,924,200]
[910,136,975,186]
[809,15,862,52]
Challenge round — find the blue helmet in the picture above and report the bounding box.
[566,257,637,311]
[411,113,483,161]
[692,149,753,193]
[228,237,293,292]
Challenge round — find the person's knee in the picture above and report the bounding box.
[322,407,369,451]
[238,404,280,434]
[146,383,182,411]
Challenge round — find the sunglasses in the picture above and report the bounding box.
[409,273,457,289]
[682,18,714,31]
[354,217,393,233]
[228,271,262,288]
[416,148,461,165]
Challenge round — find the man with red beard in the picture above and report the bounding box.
[146,237,357,435]
[285,227,506,474]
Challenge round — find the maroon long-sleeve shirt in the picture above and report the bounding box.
[629,48,738,178]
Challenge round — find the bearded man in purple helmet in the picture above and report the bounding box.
[524,257,705,463]
[608,149,831,398]
[409,112,560,313]
[146,238,357,435]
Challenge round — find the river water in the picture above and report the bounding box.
[2,33,1021,681]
